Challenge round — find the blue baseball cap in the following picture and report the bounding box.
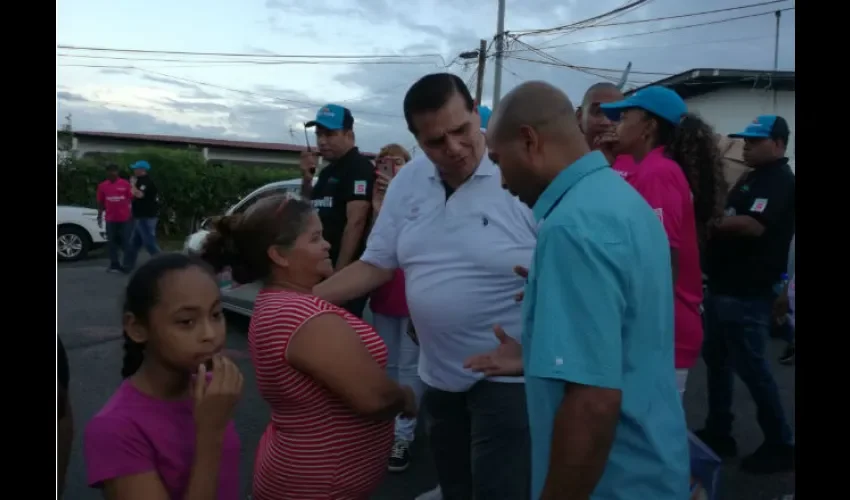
[600,86,687,125]
[131,160,151,170]
[479,105,492,130]
[728,115,790,142]
[305,104,354,130]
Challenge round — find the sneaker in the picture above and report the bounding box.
[740,442,795,474]
[106,265,122,273]
[415,486,442,500]
[693,428,738,458]
[388,439,411,472]
[778,344,795,365]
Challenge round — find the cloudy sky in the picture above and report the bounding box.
[56,0,795,154]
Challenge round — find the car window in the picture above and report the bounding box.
[233,187,289,214]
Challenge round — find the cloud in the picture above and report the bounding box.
[58,0,795,154]
[57,91,89,103]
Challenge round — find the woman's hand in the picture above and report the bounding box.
[372,171,391,214]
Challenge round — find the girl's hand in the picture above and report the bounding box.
[193,355,243,435]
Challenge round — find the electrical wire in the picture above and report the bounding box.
[514,0,788,37]
[57,44,447,65]
[507,56,672,76]
[506,37,624,85]
[536,1,655,50]
[57,53,440,67]
[512,0,652,37]
[503,7,794,55]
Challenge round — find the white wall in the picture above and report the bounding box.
[685,88,795,172]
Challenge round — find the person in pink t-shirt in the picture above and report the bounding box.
[600,86,727,395]
[84,253,243,500]
[96,164,133,273]
[370,143,424,474]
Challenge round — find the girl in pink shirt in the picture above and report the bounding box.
[84,253,243,500]
[370,143,424,473]
[600,86,727,395]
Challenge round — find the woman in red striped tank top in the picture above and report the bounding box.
[200,195,417,500]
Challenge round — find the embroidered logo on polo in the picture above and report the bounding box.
[312,197,334,209]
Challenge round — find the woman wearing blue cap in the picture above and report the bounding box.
[598,86,727,397]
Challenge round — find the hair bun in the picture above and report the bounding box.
[200,214,244,273]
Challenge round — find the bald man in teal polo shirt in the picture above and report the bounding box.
[468,82,688,499]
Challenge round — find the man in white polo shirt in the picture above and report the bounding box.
[314,72,536,500]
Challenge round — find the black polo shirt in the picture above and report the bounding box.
[132,175,159,218]
[705,157,795,297]
[310,147,374,265]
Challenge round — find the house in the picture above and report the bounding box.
[626,68,795,171]
[62,130,375,168]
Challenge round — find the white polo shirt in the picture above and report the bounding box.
[362,152,536,392]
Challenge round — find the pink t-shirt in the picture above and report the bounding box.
[612,149,704,369]
[96,178,133,222]
[84,380,241,499]
[370,269,409,317]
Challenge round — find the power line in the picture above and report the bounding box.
[56,53,438,67]
[535,0,656,50]
[506,38,624,85]
[503,7,794,55]
[512,0,653,37]
[514,0,788,37]
[57,44,447,65]
[507,56,672,76]
[545,35,775,53]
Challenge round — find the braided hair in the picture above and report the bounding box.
[120,253,214,378]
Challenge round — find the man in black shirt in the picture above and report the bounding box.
[123,160,161,271]
[697,115,795,474]
[300,104,374,317]
[58,336,73,497]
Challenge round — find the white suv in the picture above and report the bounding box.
[57,205,107,261]
[184,178,309,316]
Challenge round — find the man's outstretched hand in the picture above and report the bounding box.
[514,265,528,302]
[464,325,524,377]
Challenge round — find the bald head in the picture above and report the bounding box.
[489,81,580,144]
[581,82,622,109]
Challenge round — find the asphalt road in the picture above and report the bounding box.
[59,257,794,500]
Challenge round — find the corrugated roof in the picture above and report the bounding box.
[67,130,376,157]
[626,68,795,99]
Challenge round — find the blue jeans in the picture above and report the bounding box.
[702,292,793,445]
[372,313,423,442]
[123,217,161,269]
[105,221,130,269]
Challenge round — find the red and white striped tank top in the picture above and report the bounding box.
[249,289,393,500]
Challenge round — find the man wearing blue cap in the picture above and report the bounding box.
[698,115,795,474]
[299,104,374,317]
[123,160,161,271]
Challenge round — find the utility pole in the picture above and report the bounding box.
[772,10,781,113]
[475,39,487,104]
[492,0,506,109]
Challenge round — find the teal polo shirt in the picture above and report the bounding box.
[522,151,689,499]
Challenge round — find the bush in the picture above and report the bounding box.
[57,147,299,237]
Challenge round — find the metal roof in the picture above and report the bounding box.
[625,68,795,100]
[62,130,377,157]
